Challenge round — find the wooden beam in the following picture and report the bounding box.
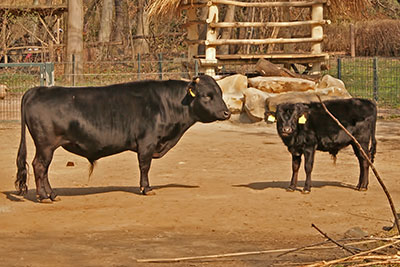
[209,20,330,28]
[199,37,323,46]
[208,0,327,8]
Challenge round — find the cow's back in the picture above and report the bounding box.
[307,98,377,152]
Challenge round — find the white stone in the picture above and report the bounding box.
[248,76,316,94]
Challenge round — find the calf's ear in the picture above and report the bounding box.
[264,110,276,124]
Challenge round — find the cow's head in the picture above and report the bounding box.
[186,75,231,122]
[274,103,309,137]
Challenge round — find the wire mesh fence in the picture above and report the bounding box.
[0,56,399,121]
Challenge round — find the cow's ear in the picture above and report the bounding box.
[187,77,200,98]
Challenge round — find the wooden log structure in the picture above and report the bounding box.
[184,0,329,75]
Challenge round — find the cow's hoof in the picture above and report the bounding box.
[140,187,155,196]
[286,187,296,192]
[357,187,368,192]
[51,196,61,202]
[301,189,311,194]
[50,192,60,201]
[38,197,53,204]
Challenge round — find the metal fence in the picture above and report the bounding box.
[0,56,399,121]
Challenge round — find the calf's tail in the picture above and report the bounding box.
[15,94,29,195]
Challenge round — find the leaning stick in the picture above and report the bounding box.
[317,95,400,235]
[311,223,357,255]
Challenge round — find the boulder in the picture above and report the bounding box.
[0,84,8,99]
[242,88,277,122]
[223,93,243,114]
[266,88,352,112]
[317,74,346,90]
[216,74,248,114]
[248,76,316,94]
[216,74,248,94]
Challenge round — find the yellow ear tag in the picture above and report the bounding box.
[189,88,196,97]
[298,114,307,124]
[267,115,276,123]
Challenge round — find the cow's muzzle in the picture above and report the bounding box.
[222,110,231,120]
[281,126,293,136]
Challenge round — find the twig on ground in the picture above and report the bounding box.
[311,223,357,255]
[316,95,400,235]
[301,235,400,266]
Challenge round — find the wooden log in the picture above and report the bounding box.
[209,0,327,8]
[209,20,330,28]
[204,36,323,46]
[255,58,293,77]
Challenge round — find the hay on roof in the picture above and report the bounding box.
[147,0,183,20]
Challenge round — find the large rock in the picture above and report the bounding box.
[317,74,345,90]
[0,84,8,99]
[217,74,248,114]
[266,88,352,112]
[216,74,248,94]
[248,76,316,94]
[266,75,352,112]
[242,88,277,122]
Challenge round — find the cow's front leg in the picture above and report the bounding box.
[137,149,154,195]
[303,147,316,194]
[288,154,301,192]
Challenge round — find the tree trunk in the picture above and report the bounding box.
[46,0,53,5]
[132,0,149,55]
[98,0,114,43]
[66,0,83,85]
[218,5,235,55]
[112,0,125,42]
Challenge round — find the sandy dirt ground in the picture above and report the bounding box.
[0,117,399,266]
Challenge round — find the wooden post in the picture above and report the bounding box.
[350,23,355,57]
[66,0,84,85]
[205,2,218,76]
[2,11,7,64]
[310,3,323,74]
[282,0,292,70]
[187,8,199,62]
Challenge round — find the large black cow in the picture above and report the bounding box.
[16,75,231,202]
[266,98,377,193]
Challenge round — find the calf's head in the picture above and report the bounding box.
[186,75,231,122]
[274,103,309,137]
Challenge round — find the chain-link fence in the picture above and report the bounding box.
[0,56,399,120]
[324,57,400,109]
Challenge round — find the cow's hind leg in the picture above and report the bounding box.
[32,148,56,202]
[351,143,370,191]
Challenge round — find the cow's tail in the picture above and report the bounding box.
[87,160,97,184]
[369,111,377,163]
[15,94,29,195]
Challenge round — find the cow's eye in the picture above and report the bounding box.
[203,94,212,101]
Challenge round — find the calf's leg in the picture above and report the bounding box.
[351,143,370,190]
[288,154,301,191]
[303,147,316,193]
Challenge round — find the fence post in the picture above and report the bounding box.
[40,64,45,86]
[373,57,379,102]
[337,58,342,80]
[195,59,199,77]
[158,53,163,80]
[137,53,141,80]
[45,62,55,86]
[72,54,76,86]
